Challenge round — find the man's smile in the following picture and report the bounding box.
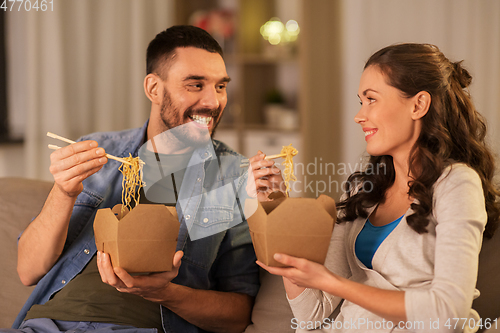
[189,114,213,127]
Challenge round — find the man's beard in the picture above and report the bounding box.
[159,88,222,150]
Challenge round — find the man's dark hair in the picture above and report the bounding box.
[146,25,223,78]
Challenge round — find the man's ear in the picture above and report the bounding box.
[144,74,162,105]
[411,91,431,120]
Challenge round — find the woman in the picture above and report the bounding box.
[259,43,499,332]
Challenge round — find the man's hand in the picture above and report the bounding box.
[98,250,254,332]
[96,251,183,303]
[49,140,108,198]
[247,150,285,201]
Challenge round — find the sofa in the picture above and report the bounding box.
[1,177,499,332]
[0,177,296,331]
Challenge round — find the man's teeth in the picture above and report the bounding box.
[365,130,376,137]
[191,115,212,125]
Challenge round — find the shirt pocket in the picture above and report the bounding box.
[75,188,104,208]
[188,207,234,241]
[194,207,233,227]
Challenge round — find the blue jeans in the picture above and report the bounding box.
[1,319,157,333]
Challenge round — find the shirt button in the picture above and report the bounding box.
[185,215,191,220]
[197,178,202,182]
[62,280,66,284]
[203,218,209,223]
[84,249,90,255]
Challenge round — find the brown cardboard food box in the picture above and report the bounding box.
[245,192,336,267]
[94,204,180,273]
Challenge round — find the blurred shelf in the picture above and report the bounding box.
[0,136,24,145]
[237,123,299,132]
[218,121,300,131]
[175,0,301,156]
[225,53,298,65]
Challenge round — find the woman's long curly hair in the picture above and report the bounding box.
[337,43,499,238]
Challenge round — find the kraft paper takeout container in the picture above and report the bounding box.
[94,204,180,273]
[245,192,336,267]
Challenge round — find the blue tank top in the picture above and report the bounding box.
[355,214,404,269]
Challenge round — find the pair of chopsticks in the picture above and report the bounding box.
[47,132,132,165]
[240,153,287,168]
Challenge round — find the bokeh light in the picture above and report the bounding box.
[260,18,300,46]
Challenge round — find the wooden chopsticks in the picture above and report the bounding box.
[240,153,287,168]
[47,132,132,165]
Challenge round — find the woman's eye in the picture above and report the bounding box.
[368,98,376,104]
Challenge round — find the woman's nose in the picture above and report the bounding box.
[354,107,366,124]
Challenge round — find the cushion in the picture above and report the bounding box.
[474,229,500,333]
[0,178,52,327]
[244,268,295,333]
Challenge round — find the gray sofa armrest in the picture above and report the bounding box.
[0,177,52,327]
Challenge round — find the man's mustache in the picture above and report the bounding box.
[186,108,221,118]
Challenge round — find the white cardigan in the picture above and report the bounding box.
[288,164,487,333]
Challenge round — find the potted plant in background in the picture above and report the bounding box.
[264,89,298,131]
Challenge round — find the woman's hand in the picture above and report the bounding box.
[246,151,285,201]
[260,253,407,323]
[257,253,337,298]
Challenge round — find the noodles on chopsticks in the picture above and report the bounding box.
[280,144,298,197]
[118,154,145,214]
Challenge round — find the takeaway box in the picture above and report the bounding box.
[244,192,336,267]
[94,204,180,273]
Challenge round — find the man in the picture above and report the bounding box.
[9,26,283,333]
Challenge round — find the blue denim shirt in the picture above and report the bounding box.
[14,121,260,332]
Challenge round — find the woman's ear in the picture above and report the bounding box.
[411,91,431,120]
[144,74,162,105]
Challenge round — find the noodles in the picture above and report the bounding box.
[280,144,298,197]
[118,154,145,214]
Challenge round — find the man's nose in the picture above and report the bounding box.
[200,87,220,110]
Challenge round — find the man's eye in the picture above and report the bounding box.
[188,84,202,90]
[217,84,227,91]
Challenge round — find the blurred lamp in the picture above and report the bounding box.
[260,18,300,45]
